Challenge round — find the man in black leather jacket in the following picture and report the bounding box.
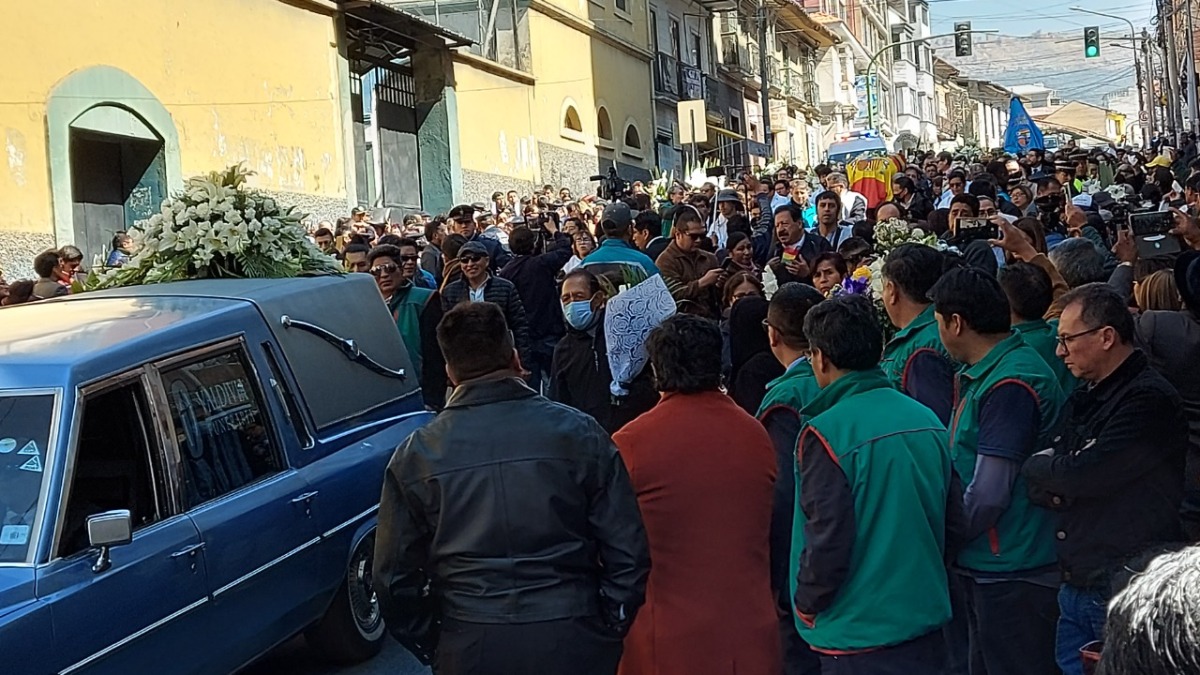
[373,301,650,674]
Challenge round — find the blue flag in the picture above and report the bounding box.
[1004,96,1045,154]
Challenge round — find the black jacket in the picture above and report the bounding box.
[373,376,651,663]
[499,232,573,342]
[442,275,533,368]
[1023,350,1188,589]
[549,313,658,434]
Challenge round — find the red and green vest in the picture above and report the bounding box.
[880,304,949,392]
[757,358,822,418]
[949,332,1065,573]
[387,284,433,382]
[1014,319,1077,396]
[792,368,954,652]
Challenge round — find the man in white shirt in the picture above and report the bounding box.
[825,173,867,224]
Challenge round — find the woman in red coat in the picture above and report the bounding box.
[613,314,781,675]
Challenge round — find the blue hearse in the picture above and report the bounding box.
[0,275,431,674]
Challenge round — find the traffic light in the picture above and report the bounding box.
[954,22,972,57]
[1084,26,1100,58]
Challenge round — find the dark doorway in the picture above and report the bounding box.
[70,129,165,267]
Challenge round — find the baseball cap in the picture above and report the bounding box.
[601,201,634,227]
[458,241,490,258]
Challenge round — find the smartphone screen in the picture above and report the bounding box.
[1128,211,1174,237]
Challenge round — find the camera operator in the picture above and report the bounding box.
[499,215,574,393]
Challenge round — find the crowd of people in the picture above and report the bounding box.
[4,140,1200,675]
[364,141,1200,675]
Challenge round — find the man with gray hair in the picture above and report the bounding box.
[1098,545,1200,675]
[1048,238,1108,289]
[824,172,867,224]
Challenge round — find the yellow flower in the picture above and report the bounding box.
[851,266,871,281]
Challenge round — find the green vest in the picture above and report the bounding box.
[1014,319,1077,396]
[949,333,1064,573]
[880,305,949,392]
[757,358,822,418]
[792,369,953,652]
[387,285,433,381]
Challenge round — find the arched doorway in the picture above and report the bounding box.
[69,106,167,262]
[47,66,181,266]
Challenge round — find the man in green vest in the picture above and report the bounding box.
[998,261,1078,395]
[757,282,827,675]
[929,267,1066,675]
[370,244,446,409]
[792,294,964,672]
[880,244,956,424]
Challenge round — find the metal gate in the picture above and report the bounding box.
[351,61,421,211]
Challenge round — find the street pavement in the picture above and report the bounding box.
[244,636,429,675]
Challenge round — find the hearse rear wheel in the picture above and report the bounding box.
[305,531,386,663]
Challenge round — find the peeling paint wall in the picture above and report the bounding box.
[0,0,348,276]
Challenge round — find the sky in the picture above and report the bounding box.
[928,0,1158,37]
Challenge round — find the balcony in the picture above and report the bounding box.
[654,52,681,101]
[654,52,705,103]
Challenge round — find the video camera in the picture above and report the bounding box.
[590,166,631,202]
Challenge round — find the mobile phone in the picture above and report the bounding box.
[1128,211,1181,258]
[955,217,998,243]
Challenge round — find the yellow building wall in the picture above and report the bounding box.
[454,5,654,198]
[0,0,346,241]
[452,61,539,183]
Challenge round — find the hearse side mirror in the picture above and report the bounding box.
[87,510,132,574]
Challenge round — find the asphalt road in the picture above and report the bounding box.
[243,636,429,675]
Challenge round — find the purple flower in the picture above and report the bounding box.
[842,276,870,296]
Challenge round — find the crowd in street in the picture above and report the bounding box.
[4,138,1200,675]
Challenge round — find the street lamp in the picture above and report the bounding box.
[1070,6,1149,144]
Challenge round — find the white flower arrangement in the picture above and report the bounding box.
[89,165,340,290]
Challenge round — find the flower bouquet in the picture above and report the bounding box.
[88,164,340,290]
[862,218,944,341]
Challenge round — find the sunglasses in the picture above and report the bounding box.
[460,254,486,264]
[685,231,708,242]
[369,263,399,277]
[399,254,419,262]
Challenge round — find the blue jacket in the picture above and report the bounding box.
[581,239,659,278]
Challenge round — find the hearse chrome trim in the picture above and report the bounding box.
[280,315,406,380]
[58,596,210,674]
[322,504,380,539]
[211,535,323,598]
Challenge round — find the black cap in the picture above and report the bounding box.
[448,204,477,221]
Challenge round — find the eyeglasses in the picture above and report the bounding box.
[1056,326,1106,354]
[685,231,708,242]
[369,263,399,277]
[761,318,777,334]
[460,254,486,264]
[399,254,419,262]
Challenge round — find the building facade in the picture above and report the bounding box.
[391,0,657,200]
[0,0,375,278]
[886,0,936,151]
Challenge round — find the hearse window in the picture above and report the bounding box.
[160,349,284,509]
[0,393,55,564]
[59,382,163,559]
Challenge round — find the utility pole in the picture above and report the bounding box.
[1164,0,1184,138]
[865,30,996,130]
[1144,29,1159,142]
[1188,0,1199,133]
[757,0,773,159]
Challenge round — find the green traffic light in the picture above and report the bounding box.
[1086,46,1099,57]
